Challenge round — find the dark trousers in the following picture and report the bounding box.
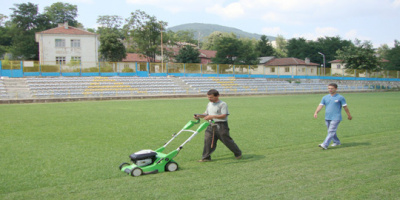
[202,122,242,160]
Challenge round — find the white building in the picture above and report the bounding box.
[35,22,99,68]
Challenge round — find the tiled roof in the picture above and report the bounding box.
[330,59,389,63]
[165,47,216,58]
[122,53,154,62]
[259,56,275,64]
[199,49,217,58]
[265,57,319,66]
[329,59,343,63]
[36,25,97,35]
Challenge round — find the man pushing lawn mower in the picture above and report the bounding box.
[195,89,242,162]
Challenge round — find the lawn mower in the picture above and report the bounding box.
[119,118,210,177]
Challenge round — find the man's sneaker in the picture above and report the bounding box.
[318,144,327,150]
[235,155,242,160]
[198,159,211,162]
[331,143,341,147]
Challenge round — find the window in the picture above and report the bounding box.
[71,56,81,62]
[285,67,290,72]
[56,57,66,65]
[337,64,341,69]
[302,68,305,72]
[71,39,80,48]
[55,39,65,47]
[270,67,275,73]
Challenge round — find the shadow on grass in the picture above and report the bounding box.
[341,142,371,147]
[210,154,266,163]
[328,142,371,150]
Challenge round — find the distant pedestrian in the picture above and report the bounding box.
[314,83,352,150]
[195,89,242,161]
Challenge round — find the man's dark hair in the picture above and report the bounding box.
[328,83,338,88]
[207,89,219,96]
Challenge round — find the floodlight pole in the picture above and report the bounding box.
[160,22,164,71]
[318,52,325,76]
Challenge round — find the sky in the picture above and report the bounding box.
[1,0,400,48]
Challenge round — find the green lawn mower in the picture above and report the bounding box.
[119,118,210,177]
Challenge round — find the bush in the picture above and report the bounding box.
[122,67,134,73]
[41,65,60,72]
[82,67,100,73]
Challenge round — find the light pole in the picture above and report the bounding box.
[160,23,163,71]
[318,52,325,76]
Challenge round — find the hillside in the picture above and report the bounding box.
[168,23,275,41]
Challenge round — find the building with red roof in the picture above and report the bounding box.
[262,57,319,76]
[35,22,99,67]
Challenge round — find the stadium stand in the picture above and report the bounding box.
[0,79,9,99]
[179,77,371,94]
[27,77,189,98]
[0,76,396,102]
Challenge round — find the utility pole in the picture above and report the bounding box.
[160,23,163,71]
[318,52,326,76]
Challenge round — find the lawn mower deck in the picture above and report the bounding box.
[119,119,209,177]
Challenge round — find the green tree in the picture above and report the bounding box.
[123,10,166,62]
[255,35,274,57]
[0,14,8,26]
[202,31,236,50]
[170,30,197,45]
[287,37,315,60]
[96,15,124,39]
[44,2,78,27]
[274,35,287,58]
[0,15,11,57]
[385,40,400,70]
[212,36,258,65]
[9,3,51,59]
[175,45,200,63]
[336,39,380,72]
[99,31,126,62]
[313,36,352,67]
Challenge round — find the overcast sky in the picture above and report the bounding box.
[1,0,399,48]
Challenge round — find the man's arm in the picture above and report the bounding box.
[343,106,352,120]
[314,105,324,119]
[204,114,227,121]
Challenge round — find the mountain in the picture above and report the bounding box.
[168,23,275,41]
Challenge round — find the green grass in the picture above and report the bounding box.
[1,92,399,199]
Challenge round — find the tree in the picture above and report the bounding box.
[385,40,400,70]
[201,31,236,50]
[212,36,258,65]
[313,36,352,67]
[44,2,78,27]
[274,35,287,58]
[255,35,274,57]
[336,39,380,72]
[97,15,123,30]
[287,37,315,60]
[0,14,11,57]
[0,14,8,27]
[96,15,124,39]
[286,36,353,68]
[238,39,259,65]
[9,3,51,59]
[99,32,126,62]
[123,10,166,62]
[175,45,200,63]
[169,30,197,45]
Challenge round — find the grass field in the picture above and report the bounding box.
[1,92,399,199]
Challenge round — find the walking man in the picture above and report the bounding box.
[195,89,242,161]
[314,83,352,150]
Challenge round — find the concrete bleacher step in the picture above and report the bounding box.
[2,78,32,99]
[168,76,197,93]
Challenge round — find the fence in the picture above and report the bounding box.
[1,60,399,81]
